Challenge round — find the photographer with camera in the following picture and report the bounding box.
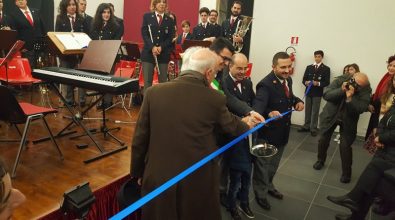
[313,71,372,183]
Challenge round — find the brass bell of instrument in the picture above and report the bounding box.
[248,134,278,157]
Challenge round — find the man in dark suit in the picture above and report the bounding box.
[313,72,371,183]
[222,1,244,52]
[222,53,264,219]
[192,7,216,41]
[209,9,222,38]
[8,0,46,68]
[108,3,123,37]
[140,0,174,92]
[77,0,92,32]
[253,52,304,210]
[131,48,261,220]
[298,50,331,136]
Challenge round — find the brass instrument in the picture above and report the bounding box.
[249,134,278,157]
[233,15,253,53]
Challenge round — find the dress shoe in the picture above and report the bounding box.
[229,208,242,220]
[313,161,324,170]
[255,198,271,210]
[311,131,318,137]
[340,175,351,183]
[268,189,283,200]
[327,195,359,212]
[298,127,310,132]
[335,213,352,220]
[239,203,255,218]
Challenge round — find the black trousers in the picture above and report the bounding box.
[347,154,395,219]
[317,122,355,176]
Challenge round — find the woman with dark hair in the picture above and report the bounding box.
[343,64,350,74]
[89,3,122,108]
[55,0,90,107]
[0,159,26,220]
[365,55,395,140]
[347,63,360,74]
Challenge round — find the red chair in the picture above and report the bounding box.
[0,57,41,85]
[0,85,63,178]
[114,60,137,78]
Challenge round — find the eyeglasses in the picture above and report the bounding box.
[220,55,232,64]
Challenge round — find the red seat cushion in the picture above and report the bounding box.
[19,102,57,116]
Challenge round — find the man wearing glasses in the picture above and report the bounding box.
[313,72,371,184]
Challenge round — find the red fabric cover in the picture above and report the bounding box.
[19,102,57,116]
[245,63,253,78]
[372,72,392,101]
[114,60,137,78]
[0,58,41,85]
[38,175,140,220]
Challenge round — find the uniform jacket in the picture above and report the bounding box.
[254,72,303,147]
[141,12,174,64]
[8,7,46,50]
[302,63,331,97]
[131,70,249,220]
[176,32,192,44]
[89,22,122,40]
[319,74,372,142]
[210,23,222,38]
[192,22,216,40]
[0,11,9,28]
[221,16,241,43]
[222,73,255,172]
[81,13,93,33]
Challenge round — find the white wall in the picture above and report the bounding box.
[53,0,123,21]
[249,0,395,136]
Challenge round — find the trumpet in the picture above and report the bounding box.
[233,15,253,53]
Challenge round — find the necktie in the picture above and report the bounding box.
[181,33,186,44]
[230,18,235,28]
[315,65,318,71]
[282,80,290,98]
[157,14,163,26]
[68,15,75,31]
[235,80,242,93]
[24,11,34,26]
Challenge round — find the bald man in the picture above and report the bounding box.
[314,72,372,183]
[221,53,264,219]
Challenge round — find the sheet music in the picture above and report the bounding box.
[72,33,91,48]
[55,34,82,50]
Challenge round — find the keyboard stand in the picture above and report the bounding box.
[33,83,127,163]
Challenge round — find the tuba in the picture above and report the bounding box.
[233,15,253,53]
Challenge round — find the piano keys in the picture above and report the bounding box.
[32,66,139,94]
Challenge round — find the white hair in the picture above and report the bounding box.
[180,46,202,72]
[183,48,218,74]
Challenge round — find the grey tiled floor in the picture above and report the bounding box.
[221,126,395,220]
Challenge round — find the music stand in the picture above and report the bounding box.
[119,41,141,61]
[0,30,18,52]
[182,39,212,51]
[0,40,25,86]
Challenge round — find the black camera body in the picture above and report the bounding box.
[345,77,359,91]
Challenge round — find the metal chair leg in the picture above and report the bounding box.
[42,116,63,160]
[11,116,32,178]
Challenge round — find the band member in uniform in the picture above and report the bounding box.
[222,1,243,52]
[253,52,304,210]
[8,0,46,68]
[90,3,122,109]
[77,0,92,32]
[176,20,192,45]
[192,7,216,41]
[209,9,222,38]
[141,0,174,92]
[298,50,331,136]
[55,0,89,106]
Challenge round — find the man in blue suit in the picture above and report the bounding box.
[253,52,304,210]
[140,0,174,92]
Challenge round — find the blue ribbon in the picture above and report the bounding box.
[304,81,313,99]
[110,110,293,220]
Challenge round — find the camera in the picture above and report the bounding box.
[345,77,359,91]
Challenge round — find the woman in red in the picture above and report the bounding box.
[365,55,395,140]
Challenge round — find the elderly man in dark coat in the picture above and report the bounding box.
[313,72,371,183]
[131,48,262,220]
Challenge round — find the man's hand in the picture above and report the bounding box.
[374,136,384,149]
[368,104,375,113]
[203,37,216,42]
[341,82,348,92]
[241,116,255,128]
[249,111,265,124]
[233,35,243,43]
[305,81,311,86]
[294,102,304,111]
[268,111,282,119]
[345,85,355,99]
[313,81,319,86]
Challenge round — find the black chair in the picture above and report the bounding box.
[0,85,63,177]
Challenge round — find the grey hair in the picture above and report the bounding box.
[180,46,202,72]
[186,48,218,73]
